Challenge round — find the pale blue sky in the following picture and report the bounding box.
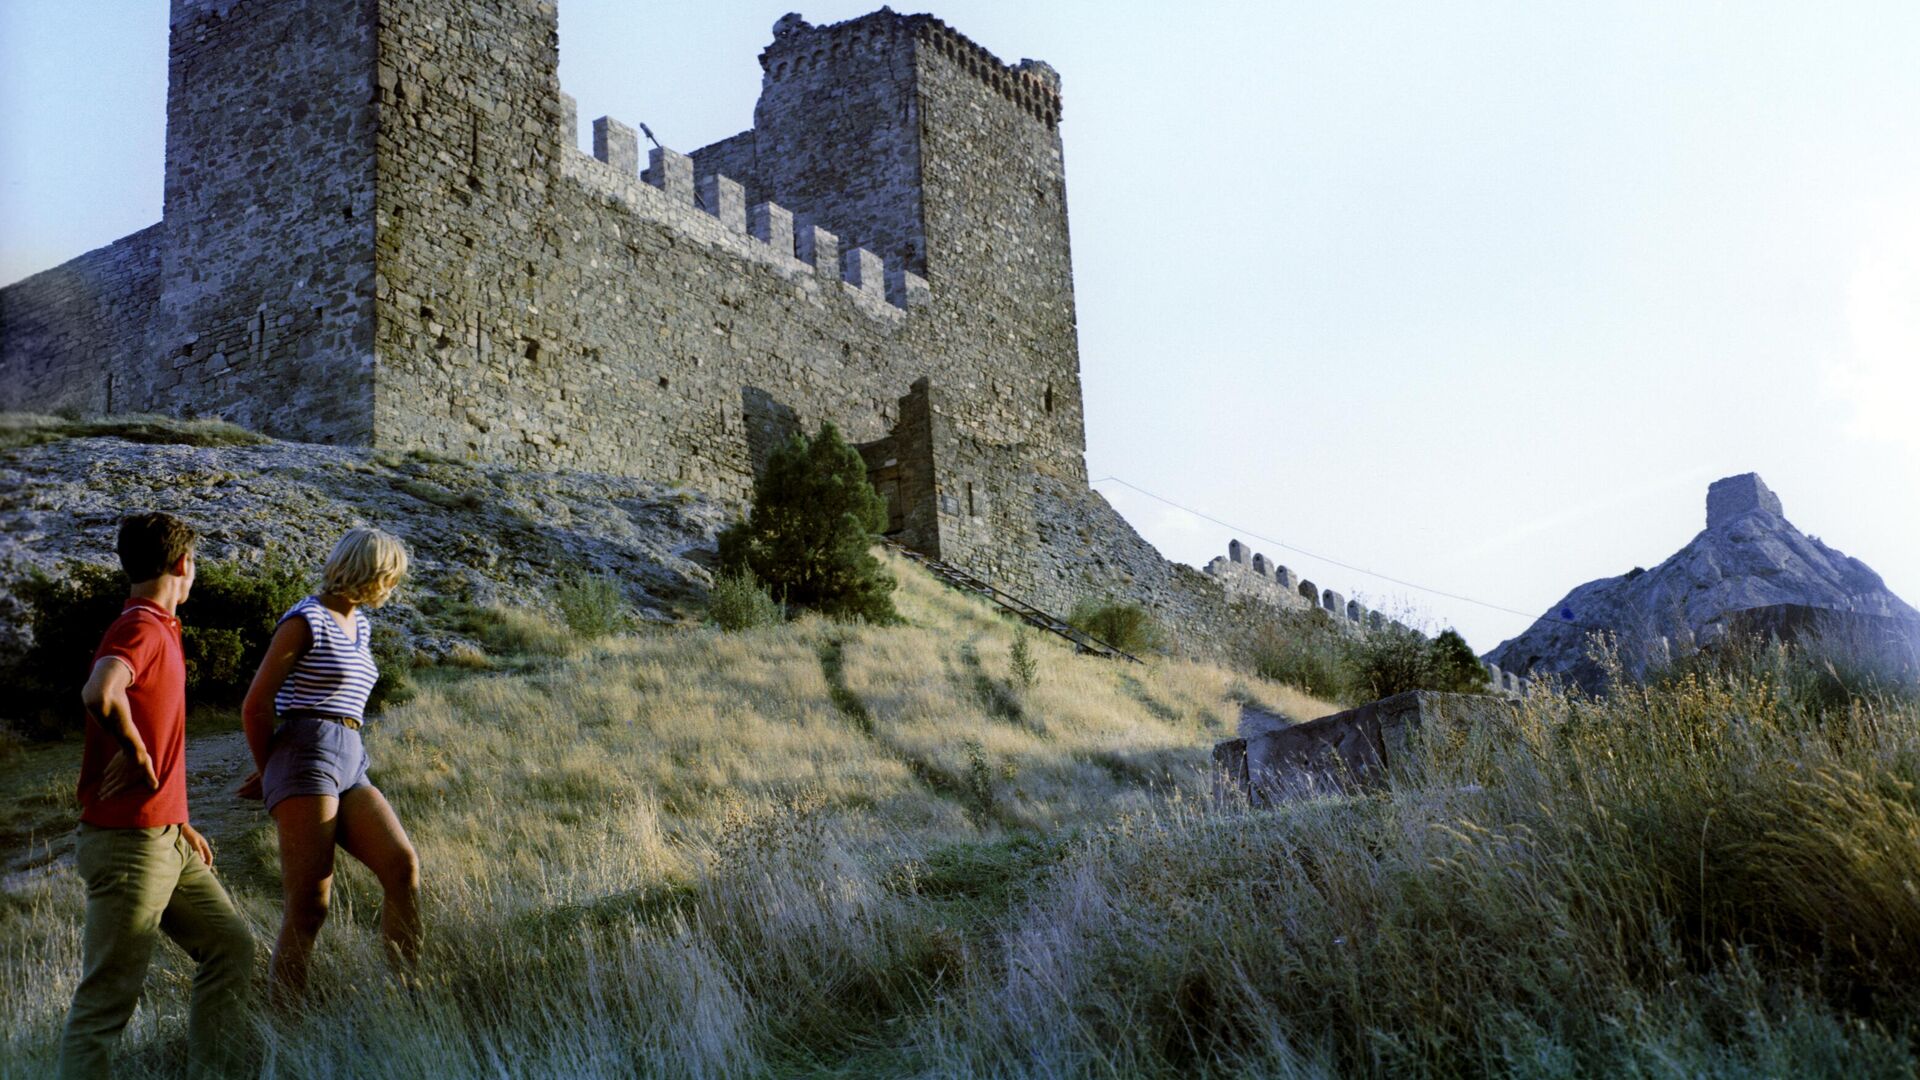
[4,2,1916,653]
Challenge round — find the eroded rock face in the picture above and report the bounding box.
[0,434,731,661]
[1486,473,1918,690]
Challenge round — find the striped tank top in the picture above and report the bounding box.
[274,596,380,722]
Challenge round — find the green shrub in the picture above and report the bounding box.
[1346,620,1436,701]
[2,553,310,733]
[366,623,417,715]
[1009,627,1039,689]
[961,739,996,829]
[1243,614,1492,705]
[707,568,784,632]
[1068,597,1161,655]
[1242,612,1354,703]
[1427,628,1492,694]
[1345,622,1499,701]
[184,626,248,691]
[4,563,131,734]
[178,554,312,703]
[554,573,633,639]
[717,421,898,624]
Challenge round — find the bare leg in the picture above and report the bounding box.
[336,785,422,980]
[268,794,339,1010]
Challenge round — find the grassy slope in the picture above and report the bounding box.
[7,547,1918,1077]
[0,550,1333,1077]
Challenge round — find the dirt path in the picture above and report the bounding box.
[181,729,266,846]
[1,729,264,895]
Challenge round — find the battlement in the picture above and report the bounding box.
[566,101,929,315]
[1205,539,1531,696]
[759,11,1062,128]
[1207,538,1393,631]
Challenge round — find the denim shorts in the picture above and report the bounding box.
[262,717,372,812]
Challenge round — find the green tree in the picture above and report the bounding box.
[717,421,898,623]
[1428,628,1493,694]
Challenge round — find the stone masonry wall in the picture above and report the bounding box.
[3,4,1105,631]
[369,0,931,496]
[141,0,380,442]
[368,5,1084,504]
[0,225,163,414]
[1204,540,1532,693]
[911,18,1085,483]
[0,0,377,439]
[853,378,1273,663]
[1,6,1084,502]
[731,13,926,276]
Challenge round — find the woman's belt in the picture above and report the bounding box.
[279,709,363,731]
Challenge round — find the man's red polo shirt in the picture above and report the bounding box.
[77,597,190,827]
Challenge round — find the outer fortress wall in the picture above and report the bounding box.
[0,225,164,414]
[1205,541,1533,693]
[4,4,1346,666]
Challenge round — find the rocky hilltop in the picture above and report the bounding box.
[1486,473,1918,690]
[0,418,730,660]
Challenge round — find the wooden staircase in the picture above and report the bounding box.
[880,538,1143,663]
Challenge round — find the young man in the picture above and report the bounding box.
[58,512,254,1079]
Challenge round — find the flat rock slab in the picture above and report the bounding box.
[1214,691,1517,806]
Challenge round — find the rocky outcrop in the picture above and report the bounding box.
[1485,473,1919,690]
[0,428,731,661]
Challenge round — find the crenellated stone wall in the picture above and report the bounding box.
[1204,539,1533,694]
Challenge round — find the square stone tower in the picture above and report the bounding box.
[142,0,380,441]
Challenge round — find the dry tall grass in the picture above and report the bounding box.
[918,646,1920,1077]
[0,551,1329,1077]
[5,554,1915,1076]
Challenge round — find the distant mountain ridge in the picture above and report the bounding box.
[1486,473,1919,690]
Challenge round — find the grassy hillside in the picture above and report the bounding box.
[0,550,1331,1077]
[4,549,1918,1076]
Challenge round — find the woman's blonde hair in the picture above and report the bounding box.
[321,527,409,607]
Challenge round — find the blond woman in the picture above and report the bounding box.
[239,528,420,1005]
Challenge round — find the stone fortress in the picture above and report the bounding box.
[1,0,1419,658]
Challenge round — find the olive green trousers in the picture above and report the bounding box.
[58,823,254,1079]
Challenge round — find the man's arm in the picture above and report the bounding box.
[82,657,158,800]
